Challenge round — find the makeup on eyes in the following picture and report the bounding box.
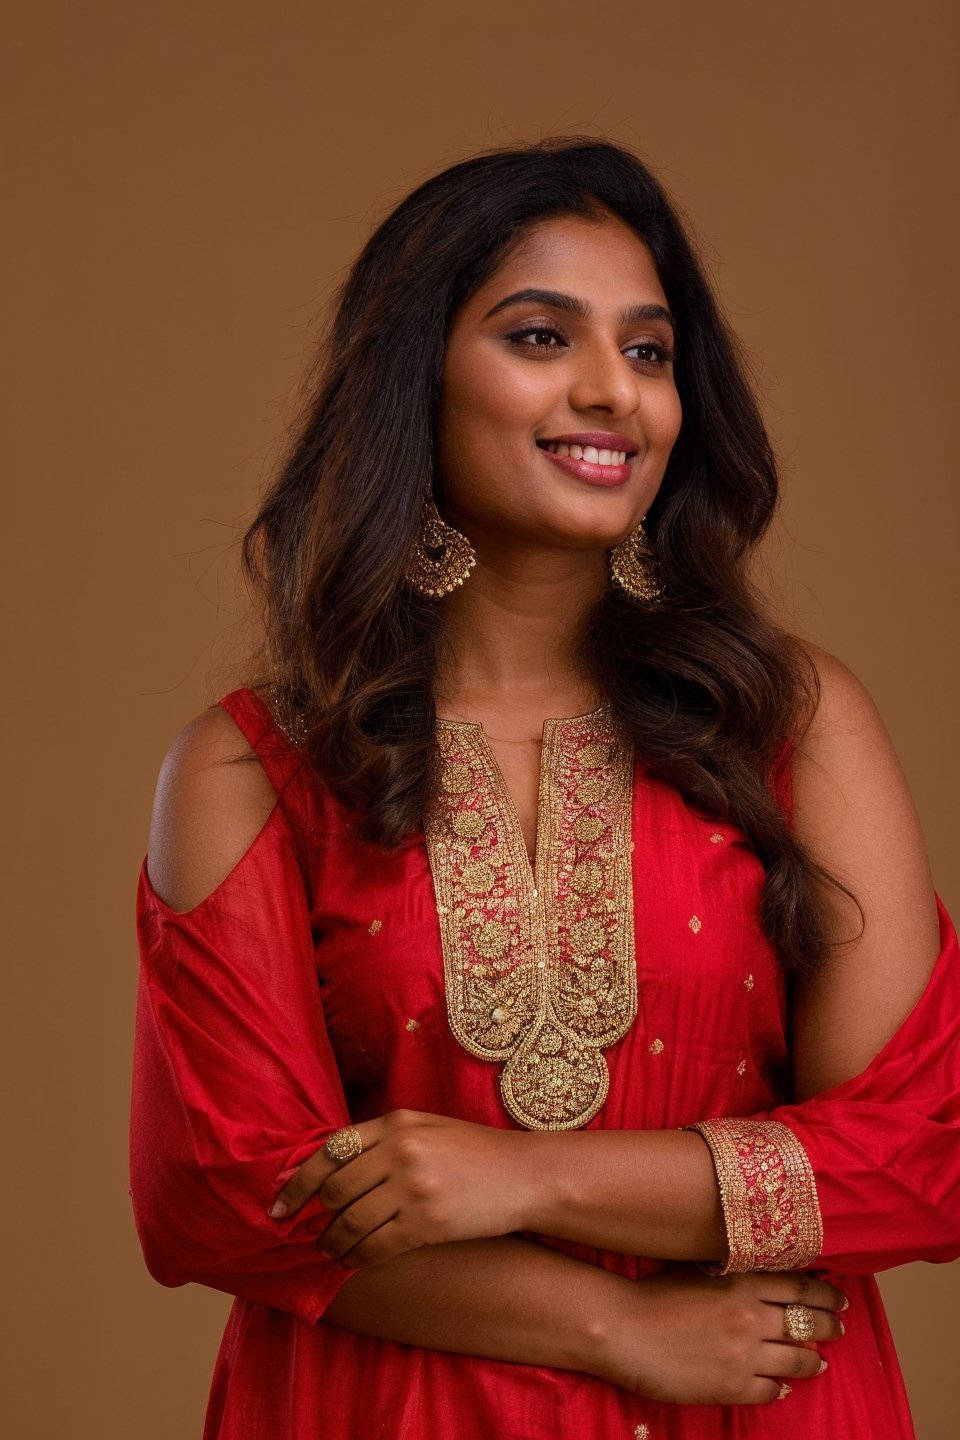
[503,322,674,369]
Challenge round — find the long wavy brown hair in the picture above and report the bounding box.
[242,135,851,975]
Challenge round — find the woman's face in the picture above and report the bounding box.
[436,208,682,560]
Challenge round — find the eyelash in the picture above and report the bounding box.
[505,324,675,368]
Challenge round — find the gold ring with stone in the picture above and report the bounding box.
[324,1126,363,1162]
[783,1303,817,1342]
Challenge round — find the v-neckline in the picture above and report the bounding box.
[424,704,637,1131]
[435,706,611,876]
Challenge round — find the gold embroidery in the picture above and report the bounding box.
[425,710,636,1130]
[452,810,483,839]
[709,832,725,844]
[743,973,754,991]
[574,813,605,843]
[368,919,383,936]
[260,683,308,748]
[634,1427,650,1438]
[736,1059,747,1075]
[685,1117,824,1273]
[405,1018,420,1031]
[688,915,702,934]
[649,1038,664,1055]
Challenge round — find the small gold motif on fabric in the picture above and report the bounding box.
[736,1059,747,1075]
[743,973,755,991]
[425,710,637,1131]
[688,915,702,934]
[710,832,725,844]
[405,1018,420,1031]
[649,1038,664,1055]
[368,919,383,936]
[634,1425,650,1438]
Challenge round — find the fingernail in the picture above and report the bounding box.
[818,1358,829,1374]
[839,1319,845,1335]
[269,1200,288,1218]
[839,1294,850,1311]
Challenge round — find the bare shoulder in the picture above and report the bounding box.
[792,639,882,739]
[787,640,941,1096]
[146,705,280,914]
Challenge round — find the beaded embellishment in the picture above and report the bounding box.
[425,709,637,1130]
[685,1117,824,1272]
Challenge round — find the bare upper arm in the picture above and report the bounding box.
[146,705,281,914]
[789,643,940,1100]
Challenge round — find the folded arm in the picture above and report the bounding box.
[131,703,842,1404]
[279,648,960,1277]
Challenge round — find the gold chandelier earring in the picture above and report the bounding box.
[609,520,662,603]
[404,493,476,598]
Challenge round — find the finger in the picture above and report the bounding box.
[742,1377,787,1405]
[269,1149,333,1219]
[317,1184,396,1260]
[762,1302,843,1344]
[319,1149,391,1214]
[758,1341,827,1383]
[754,1273,848,1313]
[269,1119,384,1219]
[337,1217,422,1269]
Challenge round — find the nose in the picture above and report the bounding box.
[566,336,639,418]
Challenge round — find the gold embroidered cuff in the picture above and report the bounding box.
[686,1117,824,1274]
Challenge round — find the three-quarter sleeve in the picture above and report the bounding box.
[687,895,960,1277]
[130,799,360,1323]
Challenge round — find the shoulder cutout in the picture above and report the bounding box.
[789,642,940,1096]
[146,705,281,915]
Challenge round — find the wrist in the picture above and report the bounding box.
[506,1130,574,1234]
[568,1267,640,1379]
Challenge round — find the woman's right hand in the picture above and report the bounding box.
[588,1268,846,1405]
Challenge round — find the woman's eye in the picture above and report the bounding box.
[626,341,675,367]
[506,326,566,350]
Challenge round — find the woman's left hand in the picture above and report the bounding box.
[268,1109,532,1266]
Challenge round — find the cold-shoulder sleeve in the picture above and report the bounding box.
[129,697,359,1323]
[688,894,960,1277]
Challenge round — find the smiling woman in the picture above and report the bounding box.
[130,136,960,1439]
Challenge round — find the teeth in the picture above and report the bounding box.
[542,442,628,465]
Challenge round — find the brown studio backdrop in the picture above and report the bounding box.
[3,3,957,1436]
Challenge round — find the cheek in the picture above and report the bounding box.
[445,356,548,437]
[649,384,683,447]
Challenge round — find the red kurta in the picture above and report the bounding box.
[130,687,960,1438]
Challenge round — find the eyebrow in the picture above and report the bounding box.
[482,287,676,336]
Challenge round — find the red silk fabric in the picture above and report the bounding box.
[130,687,960,1437]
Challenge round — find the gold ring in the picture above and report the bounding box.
[324,1126,363,1162]
[783,1303,817,1342]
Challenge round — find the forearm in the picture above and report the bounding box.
[515,1128,727,1263]
[321,1233,629,1375]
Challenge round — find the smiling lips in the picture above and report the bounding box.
[537,431,637,487]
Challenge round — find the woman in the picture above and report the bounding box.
[130,137,960,1438]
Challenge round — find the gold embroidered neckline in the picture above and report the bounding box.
[435,706,611,871]
[425,707,637,1130]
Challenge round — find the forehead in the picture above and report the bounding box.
[470,210,668,310]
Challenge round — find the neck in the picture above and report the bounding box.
[434,543,608,714]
